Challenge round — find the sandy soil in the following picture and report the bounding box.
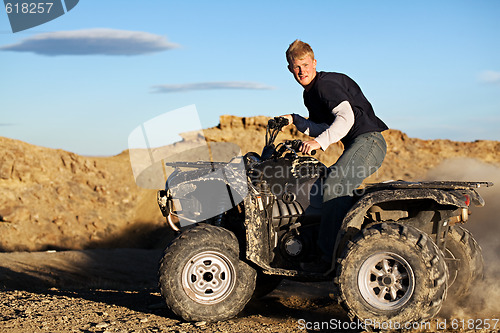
[1,248,499,333]
[0,249,352,333]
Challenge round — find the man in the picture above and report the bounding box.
[282,40,388,272]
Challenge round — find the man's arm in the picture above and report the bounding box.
[281,100,354,153]
[291,100,355,151]
[314,100,354,150]
[292,114,329,137]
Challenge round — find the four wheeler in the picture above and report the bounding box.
[156,116,490,326]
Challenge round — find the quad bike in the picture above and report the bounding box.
[156,117,490,326]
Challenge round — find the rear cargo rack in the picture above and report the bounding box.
[365,180,493,191]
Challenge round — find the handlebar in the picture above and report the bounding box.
[264,117,316,157]
[285,140,316,155]
[267,116,289,129]
[265,117,289,149]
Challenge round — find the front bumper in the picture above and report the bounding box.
[157,189,172,217]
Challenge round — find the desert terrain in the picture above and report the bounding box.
[1,115,499,332]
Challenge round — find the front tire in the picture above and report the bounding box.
[335,223,448,326]
[252,272,283,299]
[158,224,256,322]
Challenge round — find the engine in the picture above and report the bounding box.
[248,153,326,268]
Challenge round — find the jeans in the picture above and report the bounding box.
[318,131,387,260]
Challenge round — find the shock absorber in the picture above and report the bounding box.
[213,195,230,227]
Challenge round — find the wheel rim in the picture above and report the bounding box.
[443,248,458,287]
[182,250,236,304]
[358,252,415,310]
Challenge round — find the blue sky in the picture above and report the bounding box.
[1,0,499,156]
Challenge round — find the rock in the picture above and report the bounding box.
[0,152,15,179]
[95,322,110,329]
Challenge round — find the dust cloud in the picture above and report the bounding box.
[426,157,500,318]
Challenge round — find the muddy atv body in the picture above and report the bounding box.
[156,117,491,325]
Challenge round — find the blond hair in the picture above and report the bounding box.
[286,39,315,64]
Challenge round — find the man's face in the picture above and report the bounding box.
[288,55,317,88]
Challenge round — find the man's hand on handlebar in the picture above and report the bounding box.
[299,140,321,155]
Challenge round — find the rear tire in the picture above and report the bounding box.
[158,224,256,322]
[335,223,448,327]
[444,225,484,300]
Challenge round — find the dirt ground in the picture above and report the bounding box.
[0,249,353,333]
[0,249,347,333]
[1,249,498,333]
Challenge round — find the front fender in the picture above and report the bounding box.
[243,190,271,267]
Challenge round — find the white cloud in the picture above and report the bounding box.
[0,28,179,56]
[151,81,276,93]
[478,70,500,84]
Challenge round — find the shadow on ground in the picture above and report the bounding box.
[0,249,361,332]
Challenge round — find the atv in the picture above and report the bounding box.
[156,116,490,326]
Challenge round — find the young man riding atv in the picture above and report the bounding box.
[156,40,489,325]
[281,39,389,272]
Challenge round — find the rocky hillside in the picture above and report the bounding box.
[1,115,499,252]
[0,139,164,252]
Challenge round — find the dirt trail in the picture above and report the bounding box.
[0,249,351,333]
[1,248,499,333]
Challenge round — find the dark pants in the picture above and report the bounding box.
[318,131,387,260]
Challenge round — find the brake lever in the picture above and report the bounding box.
[282,144,298,158]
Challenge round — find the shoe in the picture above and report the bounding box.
[300,257,332,273]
